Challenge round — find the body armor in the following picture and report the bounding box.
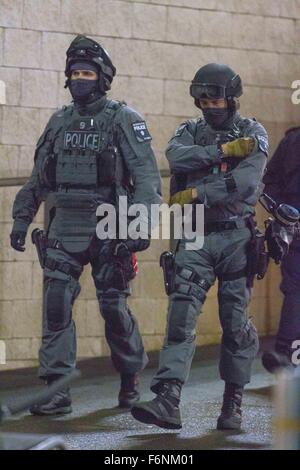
[38,98,128,252]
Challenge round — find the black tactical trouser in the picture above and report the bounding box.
[151,227,259,392]
[38,240,148,379]
[275,243,300,355]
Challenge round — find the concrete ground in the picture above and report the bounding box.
[0,342,276,450]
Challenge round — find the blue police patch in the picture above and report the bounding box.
[256,134,269,156]
[132,121,152,142]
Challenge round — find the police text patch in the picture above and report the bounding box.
[64,131,100,151]
[132,121,152,142]
[256,134,269,156]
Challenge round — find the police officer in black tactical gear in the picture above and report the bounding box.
[10,35,162,415]
[131,63,268,431]
[261,127,300,373]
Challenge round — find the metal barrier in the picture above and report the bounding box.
[0,433,67,450]
[0,370,81,450]
[274,368,300,449]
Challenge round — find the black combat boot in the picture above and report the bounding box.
[131,380,182,430]
[217,383,243,431]
[118,373,140,408]
[29,376,72,416]
[262,349,293,374]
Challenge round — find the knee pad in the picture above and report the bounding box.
[44,277,80,332]
[223,320,258,354]
[99,295,133,336]
[167,298,198,343]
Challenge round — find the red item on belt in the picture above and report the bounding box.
[220,162,227,173]
[132,253,138,274]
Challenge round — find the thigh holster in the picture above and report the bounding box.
[174,266,211,302]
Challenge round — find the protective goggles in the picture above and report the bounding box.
[190,82,227,100]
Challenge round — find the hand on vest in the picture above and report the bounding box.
[10,231,27,252]
[114,239,150,258]
[221,137,255,157]
[169,188,197,207]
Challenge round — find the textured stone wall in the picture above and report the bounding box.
[0,0,300,369]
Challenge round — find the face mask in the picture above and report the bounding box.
[202,107,231,129]
[69,79,98,102]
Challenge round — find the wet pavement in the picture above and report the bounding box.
[0,346,276,450]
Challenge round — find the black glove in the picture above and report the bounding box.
[114,239,150,258]
[10,231,27,252]
[265,222,290,264]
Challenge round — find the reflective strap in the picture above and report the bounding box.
[176,266,210,292]
[175,283,191,295]
[175,283,206,302]
[218,268,247,282]
[44,257,80,279]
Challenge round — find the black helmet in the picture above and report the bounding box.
[65,35,116,93]
[190,63,242,110]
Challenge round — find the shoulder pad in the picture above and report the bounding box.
[115,104,143,121]
[239,117,255,126]
[106,99,125,111]
[175,119,198,137]
[174,121,188,137]
[285,126,300,136]
[116,105,152,143]
[196,117,206,129]
[52,104,74,119]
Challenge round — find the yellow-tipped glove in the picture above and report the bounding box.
[221,137,255,157]
[169,188,197,207]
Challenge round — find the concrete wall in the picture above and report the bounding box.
[0,0,300,369]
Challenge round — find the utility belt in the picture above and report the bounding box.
[204,218,247,235]
[55,184,105,192]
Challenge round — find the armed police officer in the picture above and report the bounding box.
[261,127,300,373]
[131,63,268,431]
[10,35,162,415]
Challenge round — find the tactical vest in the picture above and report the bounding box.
[45,99,127,253]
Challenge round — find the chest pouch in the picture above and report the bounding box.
[56,117,105,188]
[97,146,117,186]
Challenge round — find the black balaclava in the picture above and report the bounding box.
[65,36,116,106]
[68,61,102,104]
[201,107,232,130]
